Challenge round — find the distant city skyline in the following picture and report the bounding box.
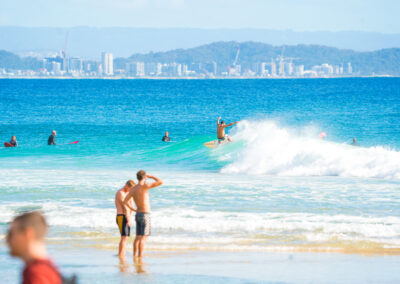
[1,0,399,33]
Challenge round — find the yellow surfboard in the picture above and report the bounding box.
[204,140,231,148]
[204,140,218,148]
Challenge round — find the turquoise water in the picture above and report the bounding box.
[1,78,400,282]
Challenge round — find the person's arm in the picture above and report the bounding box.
[146,175,163,189]
[122,191,136,225]
[226,121,239,127]
[217,117,221,125]
[123,191,136,212]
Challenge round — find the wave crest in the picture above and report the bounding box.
[221,120,400,179]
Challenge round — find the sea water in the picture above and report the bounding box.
[0,78,400,278]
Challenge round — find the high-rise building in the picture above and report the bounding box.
[126,62,145,76]
[161,63,182,77]
[69,58,83,72]
[278,59,285,76]
[260,62,269,76]
[101,52,114,76]
[347,62,352,74]
[270,59,277,77]
[295,65,304,77]
[202,62,217,75]
[321,64,334,75]
[51,62,61,75]
[285,62,294,76]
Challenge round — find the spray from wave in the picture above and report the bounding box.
[220,120,400,179]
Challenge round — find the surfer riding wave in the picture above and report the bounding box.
[217,117,238,143]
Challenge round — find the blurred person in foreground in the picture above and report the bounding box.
[6,211,62,284]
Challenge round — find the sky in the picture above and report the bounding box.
[0,0,399,33]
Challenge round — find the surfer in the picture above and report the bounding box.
[9,136,18,147]
[115,180,136,258]
[48,130,56,145]
[217,117,238,143]
[351,137,360,146]
[162,131,170,142]
[123,170,163,258]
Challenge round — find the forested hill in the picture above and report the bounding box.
[0,50,42,70]
[120,41,400,75]
[1,41,400,76]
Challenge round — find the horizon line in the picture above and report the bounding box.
[0,26,399,35]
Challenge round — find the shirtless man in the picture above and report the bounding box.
[217,117,238,143]
[123,170,163,257]
[115,180,136,258]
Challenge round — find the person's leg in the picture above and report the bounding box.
[118,236,127,258]
[138,236,147,257]
[227,135,232,142]
[133,236,141,257]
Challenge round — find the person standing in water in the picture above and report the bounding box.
[9,135,18,147]
[48,130,56,145]
[123,170,163,258]
[351,137,360,146]
[162,131,170,142]
[217,117,238,143]
[115,180,136,258]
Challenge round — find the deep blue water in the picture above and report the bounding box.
[1,78,400,170]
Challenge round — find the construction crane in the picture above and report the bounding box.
[62,32,69,58]
[233,45,240,67]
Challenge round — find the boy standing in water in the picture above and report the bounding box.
[123,170,163,257]
[115,180,136,258]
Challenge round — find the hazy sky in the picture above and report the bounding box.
[1,0,399,33]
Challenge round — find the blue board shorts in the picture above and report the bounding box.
[135,212,151,236]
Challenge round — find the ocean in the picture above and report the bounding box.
[1,78,400,283]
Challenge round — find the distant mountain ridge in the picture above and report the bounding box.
[120,41,400,75]
[1,27,400,58]
[1,41,399,76]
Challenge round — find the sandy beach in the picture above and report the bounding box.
[2,242,399,284]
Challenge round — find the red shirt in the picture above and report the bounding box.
[22,259,62,284]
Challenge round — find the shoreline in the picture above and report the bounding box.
[0,75,398,80]
[3,244,399,284]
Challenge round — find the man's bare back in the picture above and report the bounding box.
[132,183,151,213]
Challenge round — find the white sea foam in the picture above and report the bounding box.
[221,120,400,179]
[1,203,399,249]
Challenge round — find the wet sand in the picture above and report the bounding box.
[45,247,400,283]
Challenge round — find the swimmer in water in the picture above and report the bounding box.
[217,117,238,143]
[162,131,170,142]
[9,136,18,147]
[351,137,360,146]
[48,130,56,145]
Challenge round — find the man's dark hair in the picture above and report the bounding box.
[137,170,146,181]
[13,211,48,240]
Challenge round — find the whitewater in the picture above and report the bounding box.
[218,119,400,180]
